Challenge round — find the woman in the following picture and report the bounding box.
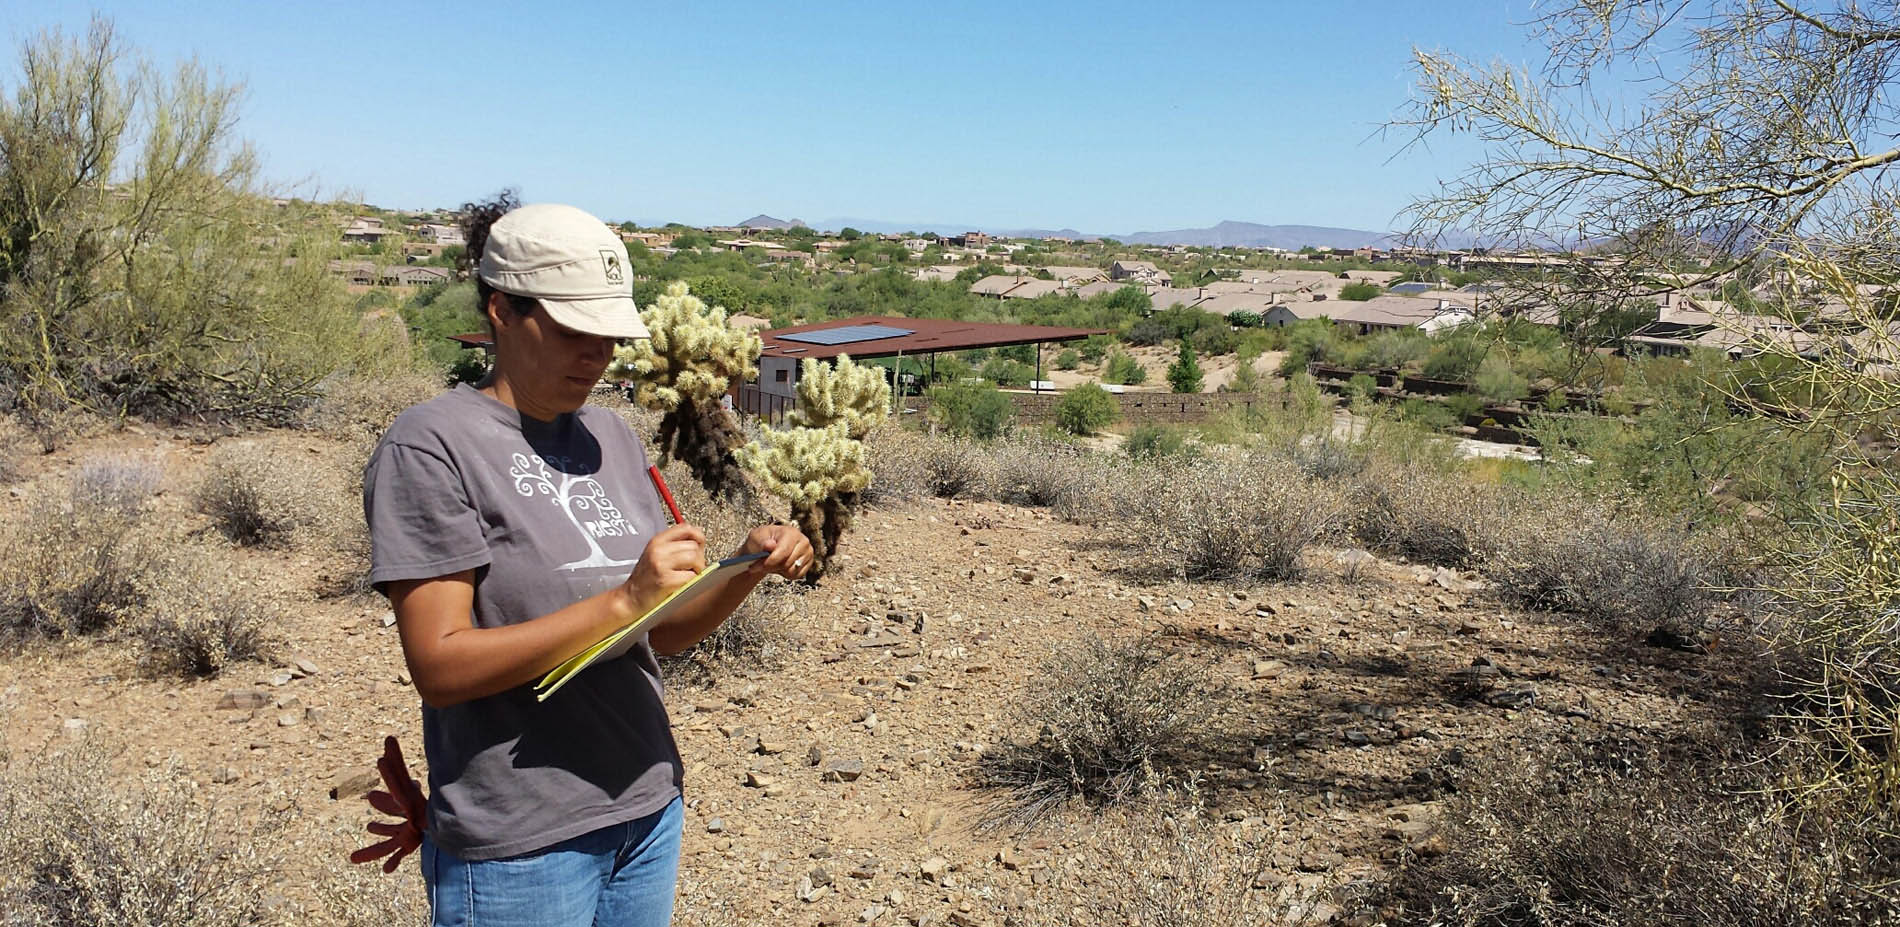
[361,195,812,926]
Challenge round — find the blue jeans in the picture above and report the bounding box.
[420,797,683,927]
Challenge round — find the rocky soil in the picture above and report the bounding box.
[0,426,1746,925]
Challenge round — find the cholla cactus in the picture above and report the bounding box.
[788,354,890,440]
[608,281,762,507]
[736,422,870,581]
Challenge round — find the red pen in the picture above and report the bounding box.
[647,465,685,525]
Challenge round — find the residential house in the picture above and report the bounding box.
[1144,286,1210,312]
[1194,292,1280,318]
[1331,296,1475,336]
[970,275,1032,298]
[947,231,991,250]
[912,265,963,283]
[1110,260,1171,286]
[902,239,931,253]
[1002,279,1066,300]
[415,224,466,246]
[341,217,393,244]
[1042,266,1106,286]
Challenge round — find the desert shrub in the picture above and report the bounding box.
[661,581,795,688]
[1347,373,1378,399]
[1134,455,1344,581]
[1443,392,1485,422]
[1365,330,1428,370]
[1053,383,1119,435]
[1474,354,1529,405]
[0,24,410,425]
[0,495,156,640]
[1423,333,1489,382]
[1383,744,1895,926]
[1281,437,1366,480]
[1398,398,1459,430]
[1188,325,1236,356]
[1124,424,1191,460]
[134,552,275,678]
[975,636,1224,828]
[1485,508,1717,637]
[992,438,1093,508]
[927,380,1015,440]
[303,371,444,438]
[1054,348,1080,370]
[1124,319,1172,346]
[0,736,282,927]
[1339,281,1382,300]
[1103,351,1148,386]
[911,435,994,499]
[1018,802,1334,927]
[855,428,931,507]
[1278,319,1347,375]
[71,454,162,517]
[193,442,346,548]
[1348,468,1505,568]
[1079,335,1113,364]
[1167,342,1205,393]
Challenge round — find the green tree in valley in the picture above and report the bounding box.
[1167,341,1203,393]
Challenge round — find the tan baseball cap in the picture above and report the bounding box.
[477,203,650,339]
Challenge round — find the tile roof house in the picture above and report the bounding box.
[1041,266,1107,285]
[970,275,1033,298]
[1143,286,1209,311]
[1331,296,1475,335]
[1110,260,1172,286]
[1001,279,1067,300]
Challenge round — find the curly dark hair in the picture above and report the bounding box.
[459,188,535,320]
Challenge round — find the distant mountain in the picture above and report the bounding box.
[735,214,806,230]
[1118,220,1393,250]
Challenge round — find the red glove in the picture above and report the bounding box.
[349,735,428,873]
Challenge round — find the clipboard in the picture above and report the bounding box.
[534,551,768,700]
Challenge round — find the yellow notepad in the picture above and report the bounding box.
[534,551,768,701]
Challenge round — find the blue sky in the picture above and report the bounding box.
[4,1,1544,234]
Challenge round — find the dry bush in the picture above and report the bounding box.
[1382,742,1896,926]
[0,414,29,483]
[1016,802,1337,927]
[193,441,348,548]
[1485,508,1717,637]
[0,736,283,927]
[304,822,430,927]
[904,433,995,500]
[856,426,932,507]
[1131,455,1345,582]
[991,437,1094,508]
[0,496,157,640]
[71,453,163,518]
[661,581,797,688]
[302,370,445,438]
[1280,436,1367,480]
[1349,467,1506,569]
[134,550,275,678]
[975,636,1225,829]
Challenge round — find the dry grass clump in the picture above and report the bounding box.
[991,437,1095,508]
[1382,742,1895,926]
[71,453,163,518]
[0,736,283,927]
[975,636,1225,829]
[1016,802,1337,927]
[0,496,157,640]
[1129,455,1345,582]
[853,426,932,507]
[1484,507,1717,637]
[134,551,275,678]
[1349,467,1506,569]
[908,433,995,500]
[193,441,348,548]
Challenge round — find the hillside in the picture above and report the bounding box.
[0,400,1764,926]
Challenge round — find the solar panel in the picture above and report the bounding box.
[777,324,914,346]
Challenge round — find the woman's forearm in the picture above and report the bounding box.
[396,583,638,708]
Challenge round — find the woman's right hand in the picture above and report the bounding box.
[621,524,706,617]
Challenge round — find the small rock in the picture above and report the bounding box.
[756,738,786,756]
[823,759,865,783]
[1486,687,1537,709]
[291,657,320,677]
[216,688,271,710]
[860,904,886,923]
[276,711,302,727]
[1252,660,1286,680]
[808,866,834,887]
[996,847,1021,870]
[745,771,776,789]
[62,718,89,737]
[1137,596,1155,612]
[919,856,949,883]
[380,611,397,628]
[328,768,381,800]
[705,818,725,834]
[1343,730,1371,746]
[266,671,294,687]
[212,766,240,784]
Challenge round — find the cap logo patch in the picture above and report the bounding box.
[600,250,625,285]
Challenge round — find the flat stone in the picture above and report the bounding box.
[919,856,949,883]
[1252,661,1286,680]
[705,818,724,834]
[276,711,302,727]
[328,768,381,800]
[744,771,775,789]
[216,688,271,710]
[823,759,864,783]
[291,657,320,677]
[212,766,239,784]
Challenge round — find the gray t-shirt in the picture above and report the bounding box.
[363,384,681,861]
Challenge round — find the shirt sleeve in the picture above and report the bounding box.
[363,441,492,588]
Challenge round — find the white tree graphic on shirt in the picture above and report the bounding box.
[509,452,640,572]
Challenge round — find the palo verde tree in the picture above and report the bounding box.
[608,280,762,509]
[1397,0,1900,856]
[737,354,889,581]
[0,18,396,428]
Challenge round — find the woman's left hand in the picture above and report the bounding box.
[740,524,815,580]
